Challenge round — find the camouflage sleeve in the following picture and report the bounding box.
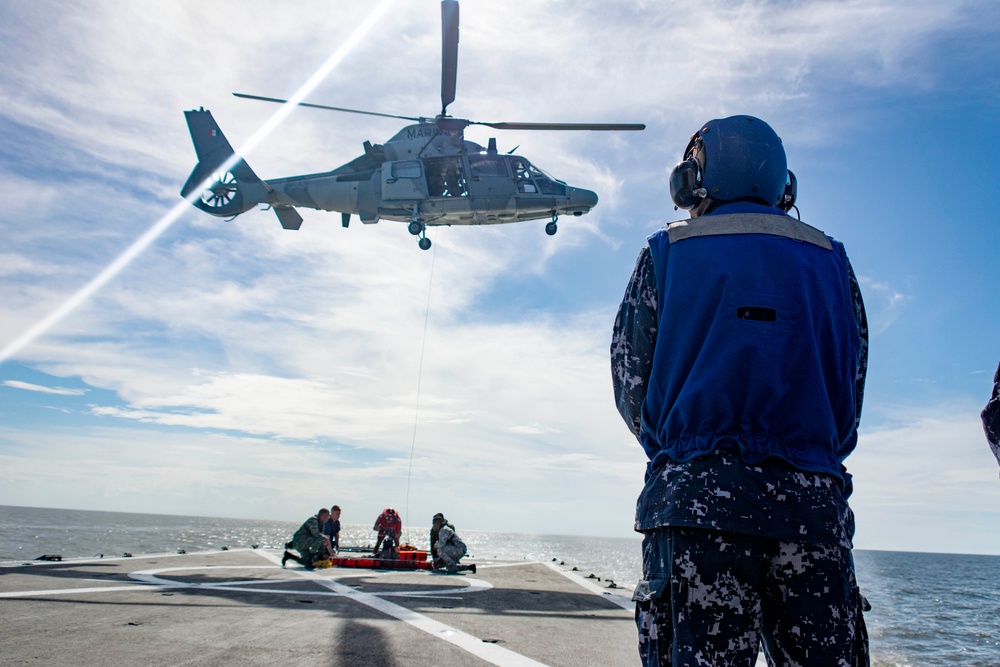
[847,260,868,427]
[611,245,657,440]
[983,362,1000,469]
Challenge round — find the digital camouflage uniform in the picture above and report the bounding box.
[434,525,470,573]
[984,361,1000,470]
[612,207,870,666]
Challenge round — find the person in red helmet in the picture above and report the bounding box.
[372,508,402,558]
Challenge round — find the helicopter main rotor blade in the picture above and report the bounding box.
[441,0,460,116]
[471,120,647,131]
[232,93,427,123]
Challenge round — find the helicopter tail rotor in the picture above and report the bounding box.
[181,108,270,218]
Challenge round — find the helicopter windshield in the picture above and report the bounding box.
[425,156,468,197]
[508,157,566,196]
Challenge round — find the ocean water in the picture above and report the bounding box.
[1,505,997,666]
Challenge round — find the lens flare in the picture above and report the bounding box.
[0,0,397,366]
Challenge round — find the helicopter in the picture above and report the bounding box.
[180,0,645,250]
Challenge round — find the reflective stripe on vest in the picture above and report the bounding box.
[666,213,833,251]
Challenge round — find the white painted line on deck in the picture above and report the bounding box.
[255,550,550,667]
[473,561,544,569]
[0,584,178,598]
[543,562,635,611]
[0,547,258,568]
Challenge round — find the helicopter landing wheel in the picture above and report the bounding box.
[545,221,558,236]
[418,237,432,251]
[408,220,424,236]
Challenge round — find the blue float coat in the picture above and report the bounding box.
[641,205,860,479]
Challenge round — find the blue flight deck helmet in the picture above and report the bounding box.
[670,115,789,210]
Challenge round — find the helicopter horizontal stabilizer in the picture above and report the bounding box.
[273,205,303,230]
[181,108,270,218]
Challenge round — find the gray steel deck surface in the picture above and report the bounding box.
[0,549,639,666]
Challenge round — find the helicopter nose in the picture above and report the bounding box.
[569,187,598,212]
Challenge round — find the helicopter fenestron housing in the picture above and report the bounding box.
[180,0,644,250]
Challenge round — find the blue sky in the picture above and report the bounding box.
[1,0,998,553]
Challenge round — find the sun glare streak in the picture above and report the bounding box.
[0,0,398,366]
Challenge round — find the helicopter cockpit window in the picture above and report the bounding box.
[391,161,423,179]
[425,156,468,197]
[469,155,507,178]
[526,161,567,196]
[509,157,537,193]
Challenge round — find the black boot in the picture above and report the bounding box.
[281,551,293,568]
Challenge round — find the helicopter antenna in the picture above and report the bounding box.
[440,0,460,116]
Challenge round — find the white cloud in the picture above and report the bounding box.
[2,380,86,396]
[858,275,913,336]
[850,403,1000,552]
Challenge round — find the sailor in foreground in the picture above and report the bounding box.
[431,513,475,574]
[612,115,870,666]
[282,508,332,569]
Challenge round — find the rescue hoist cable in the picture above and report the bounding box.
[404,241,436,543]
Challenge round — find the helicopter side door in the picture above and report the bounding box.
[424,156,468,198]
[382,160,427,201]
[465,154,514,210]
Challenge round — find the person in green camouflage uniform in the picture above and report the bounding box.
[282,508,331,568]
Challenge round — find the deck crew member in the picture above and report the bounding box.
[282,508,331,569]
[431,514,475,574]
[372,507,401,558]
[612,115,869,666]
[429,512,452,560]
[323,505,342,556]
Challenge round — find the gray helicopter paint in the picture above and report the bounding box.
[179,0,641,246]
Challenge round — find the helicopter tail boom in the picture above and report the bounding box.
[181,108,270,219]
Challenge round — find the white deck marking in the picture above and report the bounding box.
[0,560,493,602]
[0,584,171,598]
[255,550,550,667]
[543,562,635,611]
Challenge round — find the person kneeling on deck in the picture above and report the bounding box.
[431,513,475,574]
[282,508,332,569]
[372,507,402,559]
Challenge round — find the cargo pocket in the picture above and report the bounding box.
[633,578,671,666]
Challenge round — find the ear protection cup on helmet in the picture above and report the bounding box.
[669,159,704,209]
[779,169,797,212]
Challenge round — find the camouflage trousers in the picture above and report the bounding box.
[633,527,869,667]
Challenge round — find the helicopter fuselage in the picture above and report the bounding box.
[260,122,598,227]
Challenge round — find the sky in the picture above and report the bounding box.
[1,0,998,554]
